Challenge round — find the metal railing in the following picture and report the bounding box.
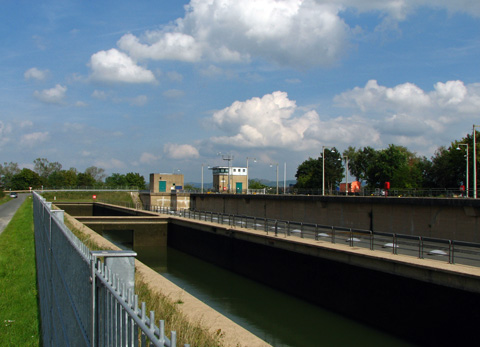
[148,206,480,267]
[33,192,186,346]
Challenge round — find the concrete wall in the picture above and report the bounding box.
[139,192,190,211]
[190,194,480,242]
[167,218,480,346]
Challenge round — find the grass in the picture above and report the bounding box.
[0,196,40,346]
[135,274,224,346]
[41,191,135,204]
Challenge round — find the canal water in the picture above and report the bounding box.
[103,229,410,346]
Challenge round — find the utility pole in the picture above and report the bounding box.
[222,154,234,193]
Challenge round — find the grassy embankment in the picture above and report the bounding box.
[0,195,40,346]
[41,190,136,205]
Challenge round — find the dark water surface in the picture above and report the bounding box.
[134,243,410,347]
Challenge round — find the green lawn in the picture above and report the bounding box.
[41,190,134,204]
[0,196,40,346]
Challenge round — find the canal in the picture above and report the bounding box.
[103,229,409,346]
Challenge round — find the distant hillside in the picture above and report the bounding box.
[186,179,296,189]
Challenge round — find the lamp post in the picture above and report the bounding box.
[201,164,204,194]
[246,157,256,194]
[457,144,469,197]
[219,153,234,193]
[270,162,279,195]
[322,146,333,196]
[343,156,349,196]
[474,125,480,198]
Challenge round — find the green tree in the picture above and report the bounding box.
[295,148,343,192]
[364,144,424,189]
[348,146,377,182]
[105,173,127,187]
[34,158,62,182]
[248,179,268,189]
[11,168,42,190]
[125,172,146,189]
[85,166,105,183]
[428,141,466,188]
[0,162,20,189]
[76,172,96,187]
[63,168,78,187]
[295,157,322,189]
[47,170,66,188]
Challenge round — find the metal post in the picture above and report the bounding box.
[322,146,332,196]
[458,143,469,197]
[246,157,256,193]
[474,125,479,198]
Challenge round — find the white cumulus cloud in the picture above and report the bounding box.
[94,158,127,169]
[140,152,160,164]
[117,0,349,68]
[164,143,200,159]
[332,79,480,152]
[210,91,324,149]
[24,67,49,81]
[33,84,67,104]
[21,131,50,147]
[89,48,156,84]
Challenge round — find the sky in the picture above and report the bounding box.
[1,0,480,184]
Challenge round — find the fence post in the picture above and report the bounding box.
[419,236,423,259]
[91,250,137,346]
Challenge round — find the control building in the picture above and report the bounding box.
[210,166,248,193]
[149,173,184,192]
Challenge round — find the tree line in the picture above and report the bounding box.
[295,133,476,192]
[0,158,147,191]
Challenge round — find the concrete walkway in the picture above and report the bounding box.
[0,193,28,235]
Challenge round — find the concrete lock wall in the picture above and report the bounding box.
[190,194,480,242]
[139,192,190,211]
[167,218,480,346]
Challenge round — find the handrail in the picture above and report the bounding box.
[152,207,480,267]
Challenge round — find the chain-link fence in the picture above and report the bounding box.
[33,191,185,346]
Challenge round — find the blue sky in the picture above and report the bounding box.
[1,0,480,183]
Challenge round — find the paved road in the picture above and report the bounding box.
[0,193,29,235]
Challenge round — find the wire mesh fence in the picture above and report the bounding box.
[33,192,186,346]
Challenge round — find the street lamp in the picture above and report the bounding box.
[457,144,469,197]
[342,156,349,196]
[474,125,480,198]
[246,157,256,193]
[201,164,205,194]
[322,146,333,196]
[219,152,234,193]
[270,162,279,195]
